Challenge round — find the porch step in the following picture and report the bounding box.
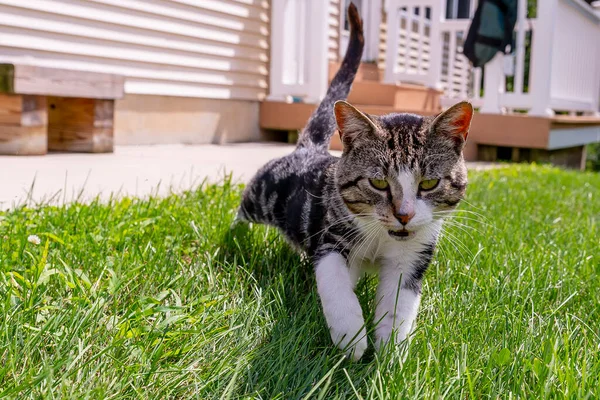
[328,61,442,111]
[346,80,441,111]
[260,101,439,132]
[328,61,381,82]
[260,101,440,151]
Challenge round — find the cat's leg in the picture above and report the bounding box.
[374,264,421,352]
[315,252,368,361]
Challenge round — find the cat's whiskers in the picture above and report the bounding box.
[439,227,474,259]
[442,218,482,234]
[433,211,494,229]
[331,218,378,254]
[441,220,479,242]
[307,212,376,244]
[304,189,329,201]
[438,230,465,260]
[433,213,491,229]
[434,208,489,221]
[442,214,490,230]
[337,217,380,255]
[434,210,491,242]
[458,198,486,213]
[347,219,382,268]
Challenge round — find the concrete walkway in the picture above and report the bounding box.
[0,143,495,210]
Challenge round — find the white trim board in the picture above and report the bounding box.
[548,126,600,150]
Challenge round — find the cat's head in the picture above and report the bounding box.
[334,100,473,241]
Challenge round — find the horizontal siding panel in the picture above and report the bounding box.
[86,0,269,36]
[0,29,268,75]
[0,0,268,49]
[173,0,269,21]
[0,48,267,89]
[126,80,264,100]
[0,7,268,63]
[0,0,270,101]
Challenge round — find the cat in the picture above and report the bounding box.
[237,3,473,361]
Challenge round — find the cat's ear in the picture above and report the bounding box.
[334,100,377,148]
[431,101,473,145]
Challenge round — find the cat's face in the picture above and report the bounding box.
[334,101,472,241]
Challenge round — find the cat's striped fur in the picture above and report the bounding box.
[238,3,473,360]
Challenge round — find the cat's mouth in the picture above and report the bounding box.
[388,229,415,240]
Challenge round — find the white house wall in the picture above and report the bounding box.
[0,0,270,101]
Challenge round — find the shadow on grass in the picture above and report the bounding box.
[213,223,377,399]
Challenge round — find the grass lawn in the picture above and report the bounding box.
[0,165,599,399]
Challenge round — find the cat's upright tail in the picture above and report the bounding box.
[296,2,364,152]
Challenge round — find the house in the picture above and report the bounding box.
[0,0,598,169]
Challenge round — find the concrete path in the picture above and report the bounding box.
[0,143,495,210]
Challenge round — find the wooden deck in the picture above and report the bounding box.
[260,62,600,170]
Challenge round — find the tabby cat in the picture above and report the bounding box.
[238,3,473,360]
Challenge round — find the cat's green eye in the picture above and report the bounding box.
[369,178,389,190]
[419,179,439,191]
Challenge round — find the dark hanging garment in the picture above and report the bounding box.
[463,0,518,68]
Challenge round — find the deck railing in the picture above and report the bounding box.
[383,1,480,107]
[383,1,442,89]
[268,0,599,117]
[438,19,481,108]
[385,0,600,116]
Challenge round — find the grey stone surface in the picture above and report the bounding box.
[0,143,495,210]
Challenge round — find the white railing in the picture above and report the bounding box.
[269,0,599,116]
[386,0,600,116]
[384,1,481,107]
[269,0,329,103]
[384,0,443,88]
[438,19,482,108]
[480,0,533,113]
[481,0,600,116]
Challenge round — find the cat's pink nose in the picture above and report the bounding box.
[394,210,415,225]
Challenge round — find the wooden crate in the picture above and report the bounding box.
[48,97,114,153]
[0,64,124,155]
[0,94,47,155]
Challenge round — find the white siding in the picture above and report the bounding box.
[0,0,270,101]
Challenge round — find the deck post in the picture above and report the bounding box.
[384,0,400,84]
[528,0,558,116]
[268,0,329,104]
[480,54,505,114]
[305,0,329,103]
[427,1,444,90]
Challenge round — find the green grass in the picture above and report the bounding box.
[0,165,599,399]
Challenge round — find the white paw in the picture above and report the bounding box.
[329,314,368,361]
[374,322,393,352]
[374,320,410,353]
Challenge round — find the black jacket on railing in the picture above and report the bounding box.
[463,0,518,68]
